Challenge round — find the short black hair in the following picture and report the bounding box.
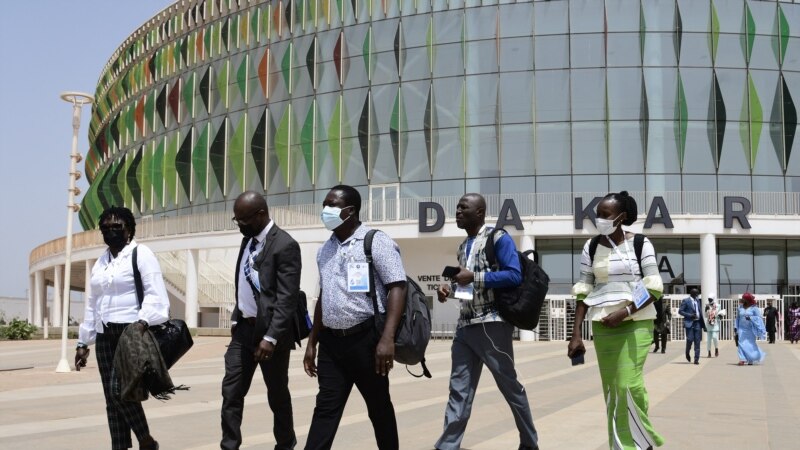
[603,191,638,226]
[330,184,362,216]
[98,206,136,239]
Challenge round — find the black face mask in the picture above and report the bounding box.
[238,225,259,238]
[102,229,128,248]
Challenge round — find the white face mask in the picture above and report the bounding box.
[595,214,621,236]
[321,205,352,231]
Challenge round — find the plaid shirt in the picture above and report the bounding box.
[454,226,519,328]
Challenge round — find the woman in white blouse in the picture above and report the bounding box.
[75,207,169,450]
[568,192,665,449]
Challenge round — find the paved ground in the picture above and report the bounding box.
[1,336,798,449]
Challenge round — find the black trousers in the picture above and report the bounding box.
[221,320,295,450]
[96,323,151,450]
[304,324,398,450]
[768,330,776,343]
[653,329,668,351]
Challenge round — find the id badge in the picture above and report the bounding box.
[347,262,370,292]
[632,281,650,309]
[454,283,474,300]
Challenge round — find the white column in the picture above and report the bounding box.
[700,234,718,307]
[518,235,536,342]
[33,270,45,327]
[185,249,199,328]
[28,275,35,323]
[52,265,63,329]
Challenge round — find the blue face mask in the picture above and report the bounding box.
[321,205,352,231]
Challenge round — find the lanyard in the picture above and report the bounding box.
[606,236,638,279]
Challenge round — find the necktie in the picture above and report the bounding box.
[244,238,260,300]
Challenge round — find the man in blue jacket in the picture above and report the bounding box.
[434,193,538,450]
[679,288,706,365]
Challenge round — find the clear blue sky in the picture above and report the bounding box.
[0,1,174,298]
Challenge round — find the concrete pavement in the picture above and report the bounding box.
[0,337,797,449]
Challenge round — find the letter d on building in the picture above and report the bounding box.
[419,202,445,232]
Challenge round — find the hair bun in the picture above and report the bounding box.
[619,190,629,197]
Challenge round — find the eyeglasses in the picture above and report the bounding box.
[99,223,125,232]
[231,209,264,226]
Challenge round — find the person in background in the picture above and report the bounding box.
[735,293,766,365]
[570,191,664,449]
[789,302,800,344]
[75,206,168,450]
[705,298,721,358]
[653,301,671,354]
[763,299,780,344]
[678,288,706,365]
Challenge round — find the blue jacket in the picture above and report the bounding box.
[678,296,707,331]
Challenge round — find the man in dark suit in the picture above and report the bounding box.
[678,288,706,365]
[221,191,302,450]
[764,299,779,344]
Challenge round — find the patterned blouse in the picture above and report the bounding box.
[572,234,663,322]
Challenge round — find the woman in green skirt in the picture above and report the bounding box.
[568,191,665,449]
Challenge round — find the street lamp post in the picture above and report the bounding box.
[55,91,93,373]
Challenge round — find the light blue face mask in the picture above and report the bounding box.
[321,205,353,231]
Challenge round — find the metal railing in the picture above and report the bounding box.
[30,190,800,267]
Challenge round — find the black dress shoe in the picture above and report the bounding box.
[686,354,691,362]
[694,361,699,365]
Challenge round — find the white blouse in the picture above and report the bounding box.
[78,240,170,346]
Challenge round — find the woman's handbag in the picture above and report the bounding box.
[132,247,194,368]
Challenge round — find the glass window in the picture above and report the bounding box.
[608,121,645,173]
[646,173,681,195]
[501,176,535,216]
[372,84,395,135]
[754,240,786,286]
[466,177,499,195]
[533,0,568,36]
[680,68,713,120]
[788,240,800,285]
[401,131,430,181]
[402,15,429,48]
[717,122,751,175]
[607,68,643,120]
[573,174,609,197]
[570,34,605,69]
[534,35,569,70]
[402,47,430,81]
[717,172,751,194]
[607,33,641,67]
[642,33,677,67]
[433,77,463,129]
[646,121,681,173]
[535,175,571,215]
[372,134,399,183]
[571,122,608,174]
[500,72,533,124]
[534,69,570,122]
[682,121,716,174]
[499,3,533,39]
[571,69,606,121]
[433,43,465,78]
[537,239,575,289]
[501,124,535,177]
[609,174,644,194]
[714,34,747,68]
[749,36,779,70]
[466,75,497,126]
[753,131,784,177]
[784,36,800,71]
[643,68,678,121]
[400,180,431,199]
[466,126,499,178]
[649,238,685,289]
[679,33,712,67]
[641,0,675,32]
[682,238,700,285]
[466,7,498,41]
[433,128,465,180]
[605,0,640,32]
[432,179,466,197]
[373,19,399,53]
[535,123,570,175]
[434,11,463,44]
[718,239,754,286]
[403,80,429,132]
[500,37,534,72]
[677,0,710,32]
[569,0,604,32]
[465,40,498,75]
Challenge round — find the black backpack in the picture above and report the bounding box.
[485,228,550,330]
[365,230,432,378]
[588,234,664,324]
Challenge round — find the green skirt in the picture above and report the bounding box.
[592,320,664,450]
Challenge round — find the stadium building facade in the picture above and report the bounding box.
[30,0,800,335]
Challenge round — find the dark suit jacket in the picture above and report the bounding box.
[679,297,707,331]
[232,224,302,349]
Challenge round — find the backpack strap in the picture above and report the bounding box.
[364,230,380,321]
[132,246,144,308]
[588,235,601,265]
[484,228,498,268]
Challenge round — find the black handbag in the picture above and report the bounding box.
[132,247,194,368]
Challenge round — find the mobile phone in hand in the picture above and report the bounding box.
[571,351,585,366]
[442,266,460,278]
